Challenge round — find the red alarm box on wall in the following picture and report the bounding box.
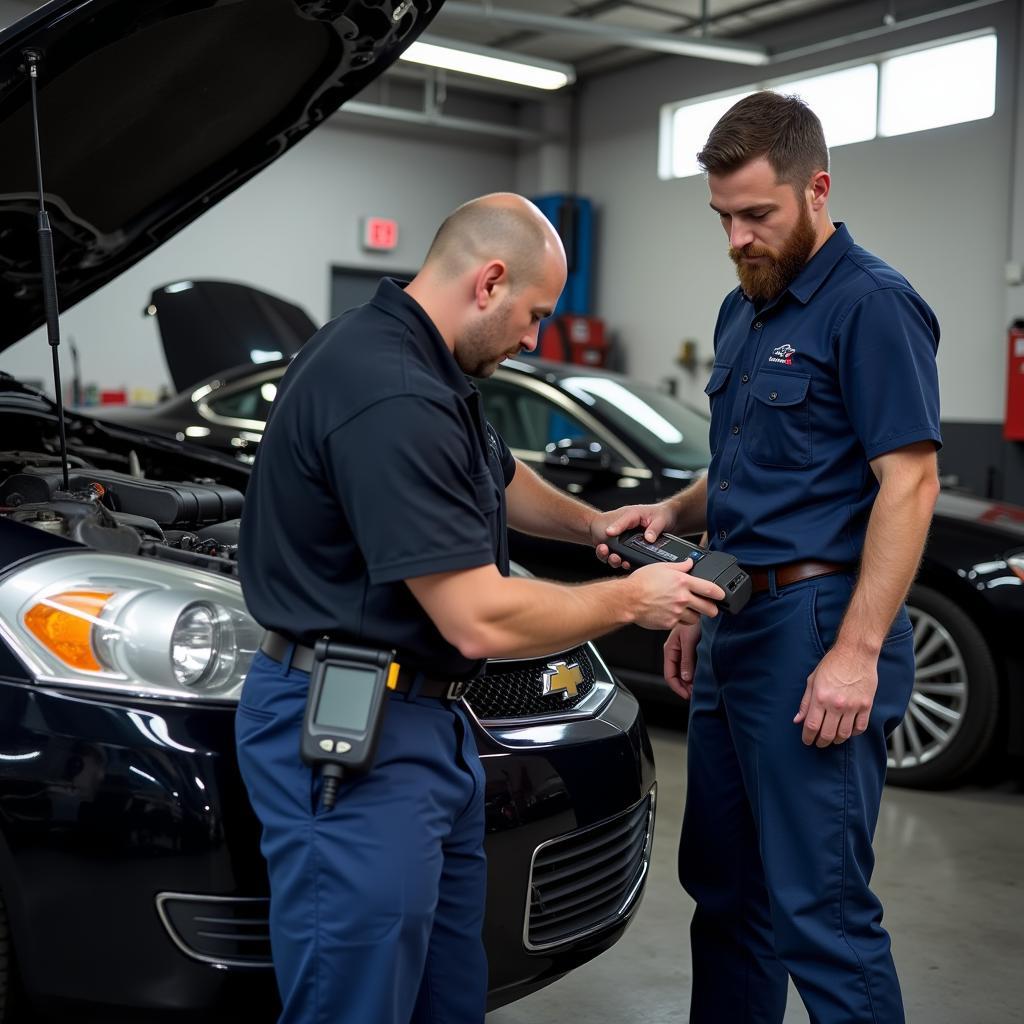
[1006,320,1024,441]
[538,316,608,367]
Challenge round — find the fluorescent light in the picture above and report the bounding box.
[401,35,575,90]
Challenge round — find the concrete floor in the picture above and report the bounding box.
[488,725,1024,1024]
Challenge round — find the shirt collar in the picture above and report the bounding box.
[786,222,855,305]
[369,277,474,398]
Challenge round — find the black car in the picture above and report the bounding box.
[0,2,656,1019]
[129,336,1024,790]
[97,280,317,464]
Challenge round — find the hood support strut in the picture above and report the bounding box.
[22,48,69,492]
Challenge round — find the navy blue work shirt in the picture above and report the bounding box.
[704,223,941,566]
[238,278,515,677]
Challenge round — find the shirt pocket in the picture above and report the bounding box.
[745,370,811,468]
[703,363,732,456]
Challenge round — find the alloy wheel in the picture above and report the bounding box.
[887,605,968,770]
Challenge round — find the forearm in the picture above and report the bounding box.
[408,564,639,661]
[458,574,640,659]
[505,459,598,545]
[836,467,939,654]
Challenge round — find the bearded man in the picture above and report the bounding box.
[602,92,941,1022]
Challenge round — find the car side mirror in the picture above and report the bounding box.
[543,437,615,473]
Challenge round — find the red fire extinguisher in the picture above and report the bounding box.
[1006,320,1024,441]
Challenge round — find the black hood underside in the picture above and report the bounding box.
[0,0,439,352]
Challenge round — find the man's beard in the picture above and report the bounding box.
[729,202,817,301]
[456,301,518,378]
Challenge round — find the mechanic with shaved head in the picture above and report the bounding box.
[236,193,725,1024]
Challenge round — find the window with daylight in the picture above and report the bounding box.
[879,35,997,137]
[658,31,997,180]
[777,65,878,148]
[663,90,753,180]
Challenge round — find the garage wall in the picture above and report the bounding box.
[574,0,1024,500]
[2,124,516,396]
[0,0,518,396]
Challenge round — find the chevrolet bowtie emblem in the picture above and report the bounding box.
[541,660,584,700]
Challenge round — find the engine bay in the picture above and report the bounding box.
[1,383,248,574]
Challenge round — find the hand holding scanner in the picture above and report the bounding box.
[607,529,752,614]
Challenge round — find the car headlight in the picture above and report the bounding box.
[0,551,261,702]
[1009,553,1024,583]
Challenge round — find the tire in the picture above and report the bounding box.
[886,583,1000,789]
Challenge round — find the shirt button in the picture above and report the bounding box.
[720,480,730,490]
[719,529,728,540]
[731,425,740,435]
[741,373,750,383]
[753,321,762,330]
[769,391,778,401]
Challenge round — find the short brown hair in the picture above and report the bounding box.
[696,91,829,190]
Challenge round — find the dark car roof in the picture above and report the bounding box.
[0,0,440,352]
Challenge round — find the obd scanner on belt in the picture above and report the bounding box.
[301,639,399,810]
[608,529,752,614]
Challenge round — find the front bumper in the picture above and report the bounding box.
[0,668,654,1017]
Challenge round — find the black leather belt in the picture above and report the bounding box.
[258,631,470,701]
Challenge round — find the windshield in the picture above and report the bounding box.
[558,375,711,471]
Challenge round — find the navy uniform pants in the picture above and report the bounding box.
[679,572,915,1024]
[235,650,487,1024]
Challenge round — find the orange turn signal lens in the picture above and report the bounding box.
[24,591,113,672]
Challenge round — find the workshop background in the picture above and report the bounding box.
[3,0,1023,500]
[0,2,1022,1023]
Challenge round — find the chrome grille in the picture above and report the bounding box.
[464,645,596,720]
[157,894,271,967]
[526,793,654,950]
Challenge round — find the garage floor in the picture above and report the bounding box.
[488,724,1024,1024]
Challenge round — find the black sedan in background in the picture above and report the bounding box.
[120,345,1024,790]
[100,351,290,465]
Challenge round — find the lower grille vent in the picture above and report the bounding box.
[526,794,654,950]
[157,894,271,967]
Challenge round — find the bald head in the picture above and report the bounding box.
[405,193,567,376]
[423,193,565,290]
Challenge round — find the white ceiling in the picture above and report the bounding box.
[428,0,989,79]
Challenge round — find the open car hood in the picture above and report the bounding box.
[147,279,317,392]
[0,0,439,353]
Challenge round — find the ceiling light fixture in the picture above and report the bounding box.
[400,35,575,90]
